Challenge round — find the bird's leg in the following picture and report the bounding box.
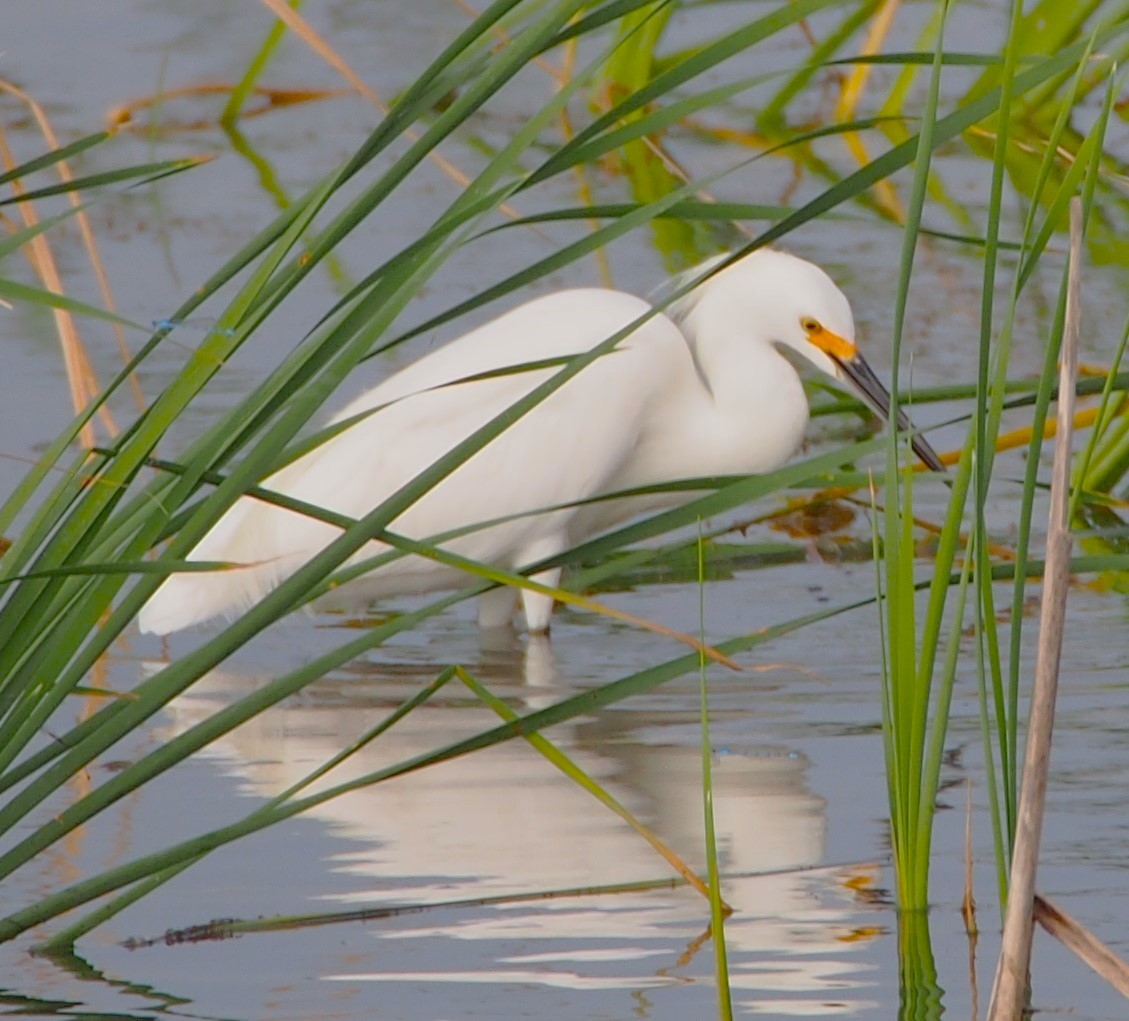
[477,585,519,629]
[521,568,560,635]
[516,536,566,635]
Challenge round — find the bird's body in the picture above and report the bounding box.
[139,249,940,637]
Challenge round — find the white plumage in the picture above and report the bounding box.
[139,248,940,636]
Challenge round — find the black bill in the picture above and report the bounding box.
[834,354,946,473]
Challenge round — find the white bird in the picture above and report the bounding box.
[139,248,942,637]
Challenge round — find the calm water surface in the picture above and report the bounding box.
[1,2,1127,1018]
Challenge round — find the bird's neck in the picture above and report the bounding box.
[680,325,811,478]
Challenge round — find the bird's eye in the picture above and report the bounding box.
[800,316,821,334]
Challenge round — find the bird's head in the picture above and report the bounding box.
[670,248,945,473]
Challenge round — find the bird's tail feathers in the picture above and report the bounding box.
[137,495,322,636]
[137,549,302,635]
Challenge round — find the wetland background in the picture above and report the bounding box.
[1,1,1128,1018]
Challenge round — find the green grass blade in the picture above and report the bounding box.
[697,524,732,1019]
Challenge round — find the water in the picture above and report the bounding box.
[2,2,1128,1018]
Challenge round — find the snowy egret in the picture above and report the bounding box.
[139,248,942,637]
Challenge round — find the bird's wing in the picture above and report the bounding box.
[330,288,655,416]
[264,324,672,563]
[139,289,687,634]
